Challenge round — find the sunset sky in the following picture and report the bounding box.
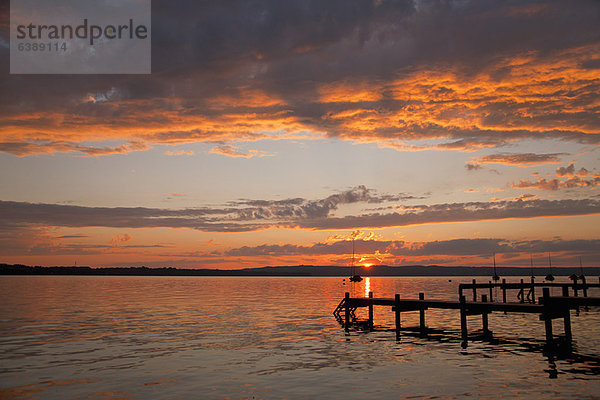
[1,0,599,269]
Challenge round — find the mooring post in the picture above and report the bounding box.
[419,292,426,335]
[472,279,477,302]
[562,286,572,343]
[368,291,374,331]
[581,275,588,297]
[502,279,507,303]
[543,288,553,347]
[530,276,536,303]
[344,292,350,332]
[460,295,468,347]
[395,294,401,341]
[488,281,493,302]
[573,277,579,297]
[481,294,490,336]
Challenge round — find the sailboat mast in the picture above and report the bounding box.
[492,253,500,281]
[351,238,355,275]
[530,254,534,277]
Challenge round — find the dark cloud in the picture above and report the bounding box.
[218,237,600,258]
[231,185,415,219]
[294,199,600,230]
[2,194,600,233]
[473,152,566,166]
[556,162,597,178]
[465,163,482,171]
[0,186,406,232]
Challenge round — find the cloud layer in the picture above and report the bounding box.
[1,0,600,155]
[2,186,599,233]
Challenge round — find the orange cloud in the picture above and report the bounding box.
[513,176,600,191]
[209,145,273,158]
[2,42,599,156]
[165,150,194,156]
[110,233,132,247]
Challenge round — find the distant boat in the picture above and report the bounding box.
[349,237,362,282]
[545,253,554,281]
[492,253,500,282]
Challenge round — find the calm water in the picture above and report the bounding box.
[1,276,599,399]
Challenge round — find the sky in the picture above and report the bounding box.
[1,0,599,269]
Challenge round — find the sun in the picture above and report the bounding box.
[363,263,372,268]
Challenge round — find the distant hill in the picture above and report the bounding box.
[2,263,599,277]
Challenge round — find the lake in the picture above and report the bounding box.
[1,276,599,399]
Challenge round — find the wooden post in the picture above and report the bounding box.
[395,294,401,341]
[543,288,553,347]
[530,276,536,303]
[368,291,374,331]
[460,295,468,348]
[481,294,490,336]
[488,281,493,302]
[419,292,426,335]
[564,309,573,344]
[502,279,507,303]
[561,286,572,343]
[581,275,588,297]
[573,277,579,297]
[344,292,350,332]
[472,279,477,302]
[519,279,525,303]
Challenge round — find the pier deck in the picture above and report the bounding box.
[334,281,600,348]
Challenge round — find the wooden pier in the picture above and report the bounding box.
[334,279,600,348]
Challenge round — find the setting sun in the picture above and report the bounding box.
[363,263,372,268]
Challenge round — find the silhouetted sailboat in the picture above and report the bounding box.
[492,253,500,282]
[545,253,554,281]
[349,237,362,282]
[530,254,535,278]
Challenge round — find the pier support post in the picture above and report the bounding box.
[530,276,536,303]
[542,288,553,347]
[368,291,374,331]
[395,294,401,341]
[581,275,588,297]
[573,277,579,297]
[502,279,507,303]
[419,292,426,335]
[460,295,468,348]
[481,294,490,337]
[489,281,493,302]
[562,290,572,344]
[472,279,477,302]
[344,292,350,332]
[518,279,525,303]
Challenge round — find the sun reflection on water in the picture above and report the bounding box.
[364,277,371,298]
